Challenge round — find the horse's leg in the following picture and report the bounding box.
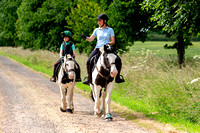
[94,85,101,116]
[60,86,67,112]
[105,81,114,120]
[71,86,74,112]
[101,88,106,117]
[90,84,96,101]
[66,85,73,113]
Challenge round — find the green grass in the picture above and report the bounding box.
[0,42,200,132]
[131,41,200,59]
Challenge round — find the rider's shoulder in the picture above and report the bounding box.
[107,27,113,30]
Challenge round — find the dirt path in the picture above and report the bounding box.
[0,55,155,133]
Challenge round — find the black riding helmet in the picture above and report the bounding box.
[97,13,108,22]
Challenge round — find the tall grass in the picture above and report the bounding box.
[0,42,200,132]
[116,42,200,132]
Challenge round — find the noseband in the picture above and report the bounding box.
[95,53,116,80]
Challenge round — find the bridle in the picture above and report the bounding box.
[63,58,75,74]
[95,53,116,80]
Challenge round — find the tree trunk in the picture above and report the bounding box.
[176,34,185,68]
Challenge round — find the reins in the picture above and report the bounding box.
[95,65,109,81]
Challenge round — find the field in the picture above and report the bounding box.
[0,41,200,132]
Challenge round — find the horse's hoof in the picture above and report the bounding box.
[94,110,103,117]
[106,118,113,121]
[60,107,66,112]
[105,113,113,121]
[66,108,73,113]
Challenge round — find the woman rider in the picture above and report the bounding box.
[81,13,125,85]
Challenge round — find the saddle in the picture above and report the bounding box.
[90,50,101,72]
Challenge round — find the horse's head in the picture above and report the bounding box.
[100,45,118,78]
[63,54,75,80]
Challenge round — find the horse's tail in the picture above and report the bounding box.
[90,89,102,102]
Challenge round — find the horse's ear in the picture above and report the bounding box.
[104,44,113,53]
[67,54,71,58]
[64,54,67,62]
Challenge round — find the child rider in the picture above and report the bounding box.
[50,30,81,82]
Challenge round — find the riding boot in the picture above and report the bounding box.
[50,62,61,82]
[50,70,57,82]
[115,74,125,83]
[75,65,82,82]
[82,65,91,85]
[115,58,125,83]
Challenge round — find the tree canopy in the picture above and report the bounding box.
[0,0,22,46]
[142,0,200,67]
[16,0,75,51]
[0,0,199,61]
[66,0,104,54]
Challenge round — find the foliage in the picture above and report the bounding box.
[141,0,200,67]
[16,0,75,51]
[142,0,200,37]
[66,0,104,54]
[1,0,200,57]
[107,0,155,53]
[0,0,22,46]
[92,0,113,10]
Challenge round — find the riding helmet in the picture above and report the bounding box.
[61,30,72,38]
[97,13,108,22]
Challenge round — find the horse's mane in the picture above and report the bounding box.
[64,54,73,61]
[100,44,114,54]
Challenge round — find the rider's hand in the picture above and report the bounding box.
[81,34,87,39]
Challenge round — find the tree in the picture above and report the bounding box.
[16,0,75,51]
[142,0,200,68]
[0,0,22,47]
[107,0,154,53]
[66,0,104,54]
[92,0,113,10]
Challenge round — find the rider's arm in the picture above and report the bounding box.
[60,44,63,58]
[71,44,76,58]
[60,50,63,58]
[86,35,95,42]
[109,36,115,46]
[73,50,76,57]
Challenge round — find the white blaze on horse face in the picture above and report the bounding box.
[66,60,75,80]
[107,54,118,78]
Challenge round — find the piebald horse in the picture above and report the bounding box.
[57,54,77,113]
[90,45,118,121]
